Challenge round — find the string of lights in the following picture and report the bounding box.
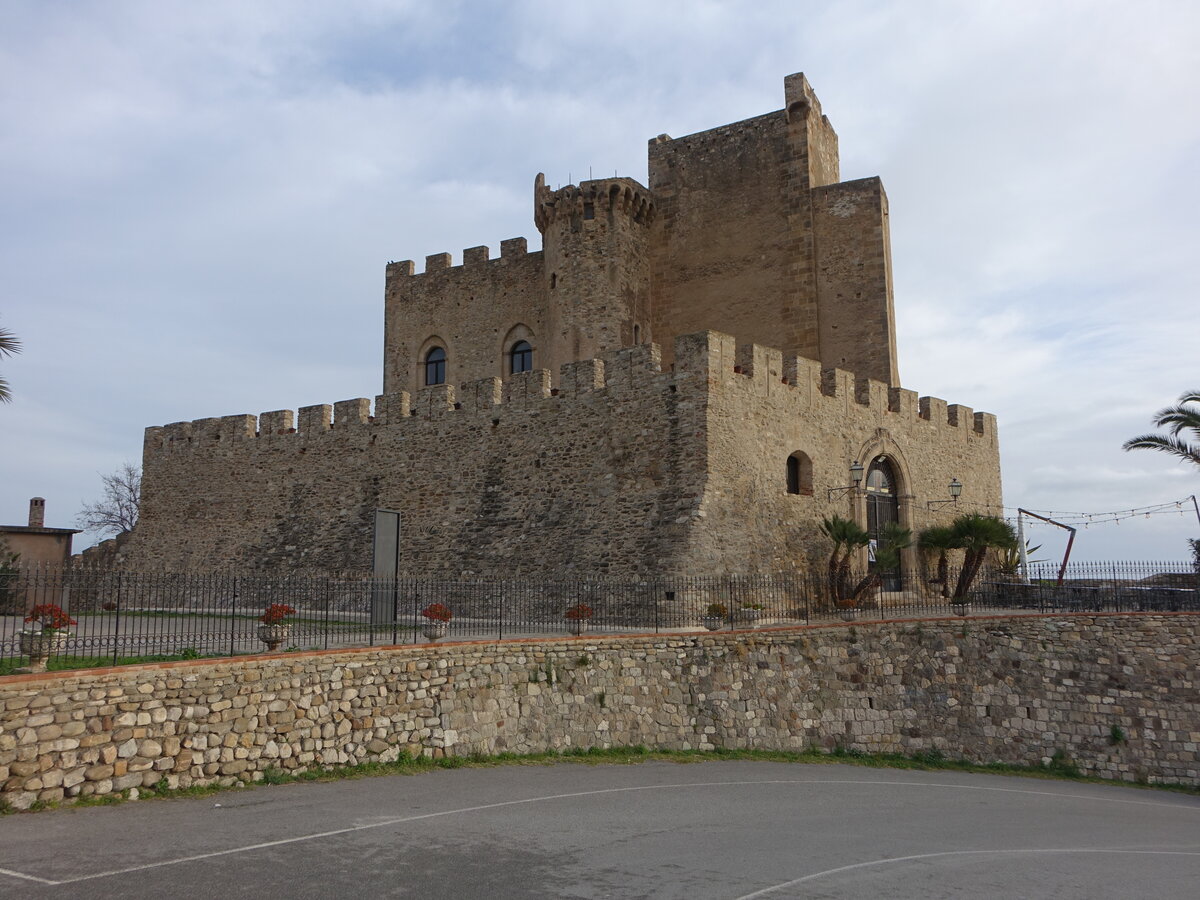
[967,496,1198,528]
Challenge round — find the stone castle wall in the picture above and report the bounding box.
[2,614,1196,810]
[687,331,1001,575]
[128,342,705,575]
[123,331,999,575]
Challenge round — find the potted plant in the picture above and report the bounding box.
[738,602,764,626]
[701,602,727,631]
[420,602,452,641]
[18,604,76,671]
[257,604,295,650]
[564,603,593,636]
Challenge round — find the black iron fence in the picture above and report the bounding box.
[1,561,1196,672]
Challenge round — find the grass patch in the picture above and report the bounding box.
[11,743,1198,815]
[0,649,218,676]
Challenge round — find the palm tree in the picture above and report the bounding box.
[0,319,20,403]
[918,525,957,598]
[949,514,1017,601]
[847,522,912,605]
[1122,389,1200,470]
[819,515,869,606]
[820,516,912,608]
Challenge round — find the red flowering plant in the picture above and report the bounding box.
[420,603,452,623]
[564,603,594,621]
[23,604,77,634]
[260,604,296,625]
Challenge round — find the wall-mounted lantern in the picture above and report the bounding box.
[926,477,963,509]
[827,460,865,501]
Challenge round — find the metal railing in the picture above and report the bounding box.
[1,561,1196,672]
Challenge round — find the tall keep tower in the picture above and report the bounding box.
[381,72,900,396]
[535,174,655,366]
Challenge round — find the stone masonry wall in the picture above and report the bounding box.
[124,331,999,575]
[648,112,798,365]
[812,178,898,384]
[1,614,1196,810]
[127,342,706,576]
[383,238,547,397]
[680,331,1001,575]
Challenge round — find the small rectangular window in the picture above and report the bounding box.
[583,202,594,220]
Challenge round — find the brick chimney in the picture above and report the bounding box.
[28,497,45,528]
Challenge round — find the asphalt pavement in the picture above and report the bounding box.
[0,759,1197,899]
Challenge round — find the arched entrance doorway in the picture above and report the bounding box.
[865,456,901,590]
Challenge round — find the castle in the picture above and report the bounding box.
[122,73,1002,578]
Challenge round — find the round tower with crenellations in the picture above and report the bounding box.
[535,173,655,367]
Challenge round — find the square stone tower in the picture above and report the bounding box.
[383,72,899,397]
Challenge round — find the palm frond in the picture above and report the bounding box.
[1150,405,1200,437]
[1122,433,1200,466]
[0,325,19,358]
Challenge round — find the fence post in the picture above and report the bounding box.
[391,575,399,646]
[498,580,504,642]
[113,572,123,666]
[323,580,330,651]
[229,576,238,658]
[1112,562,1120,613]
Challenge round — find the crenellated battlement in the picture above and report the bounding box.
[670,331,996,440]
[145,331,994,458]
[534,173,655,233]
[385,235,534,280]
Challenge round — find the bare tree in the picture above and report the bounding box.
[0,318,20,403]
[78,463,141,536]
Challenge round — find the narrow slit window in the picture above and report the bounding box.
[583,202,595,220]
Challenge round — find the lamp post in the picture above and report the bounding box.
[827,460,865,501]
[926,477,962,510]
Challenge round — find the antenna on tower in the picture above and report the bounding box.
[589,166,592,180]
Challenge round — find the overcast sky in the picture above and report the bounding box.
[2,0,1198,563]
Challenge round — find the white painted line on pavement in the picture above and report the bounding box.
[0,866,57,885]
[733,848,1200,898]
[2,776,1196,886]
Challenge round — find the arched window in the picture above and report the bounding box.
[510,340,533,374]
[786,452,813,495]
[424,346,446,386]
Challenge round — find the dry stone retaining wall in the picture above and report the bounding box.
[3,613,1195,810]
